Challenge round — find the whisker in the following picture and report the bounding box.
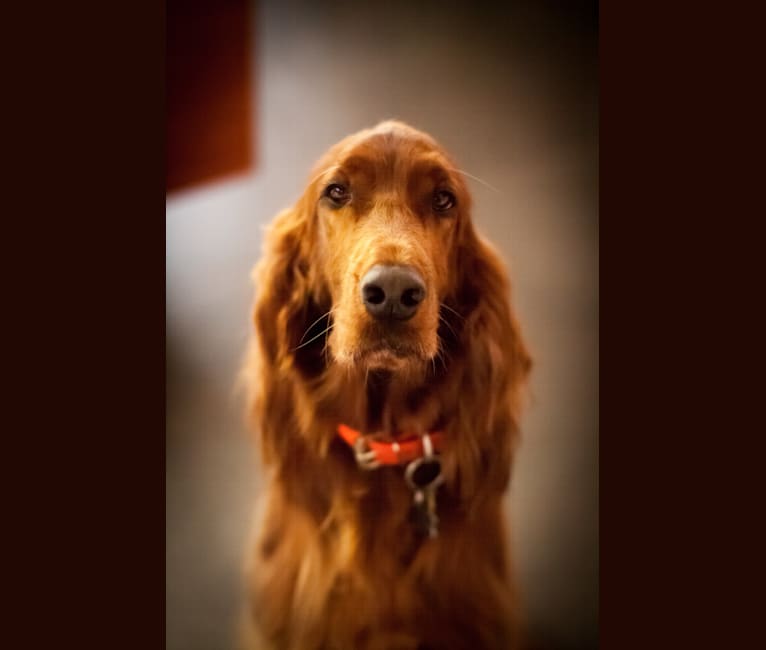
[440,303,465,321]
[321,329,333,363]
[292,324,335,351]
[449,168,500,194]
[435,340,449,372]
[438,313,458,340]
[297,308,336,345]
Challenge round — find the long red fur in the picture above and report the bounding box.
[242,121,531,650]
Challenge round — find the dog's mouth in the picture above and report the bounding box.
[363,339,414,358]
[352,329,432,371]
[359,346,415,371]
[365,337,415,356]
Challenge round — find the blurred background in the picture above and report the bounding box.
[166,1,598,648]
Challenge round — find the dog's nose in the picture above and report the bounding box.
[360,264,426,321]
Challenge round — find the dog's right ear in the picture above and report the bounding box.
[246,192,326,464]
[251,192,322,370]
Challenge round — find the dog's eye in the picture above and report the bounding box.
[324,183,350,206]
[432,189,456,212]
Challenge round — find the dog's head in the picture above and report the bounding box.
[257,121,487,376]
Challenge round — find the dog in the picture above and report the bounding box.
[242,120,531,649]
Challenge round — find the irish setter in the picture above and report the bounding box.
[243,121,531,650]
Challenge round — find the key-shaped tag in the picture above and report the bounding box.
[405,433,444,538]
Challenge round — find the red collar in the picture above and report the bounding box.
[337,424,445,467]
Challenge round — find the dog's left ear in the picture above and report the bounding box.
[446,222,532,501]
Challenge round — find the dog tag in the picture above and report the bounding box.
[409,484,440,538]
[405,433,443,538]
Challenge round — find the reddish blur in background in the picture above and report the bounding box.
[166,1,598,649]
